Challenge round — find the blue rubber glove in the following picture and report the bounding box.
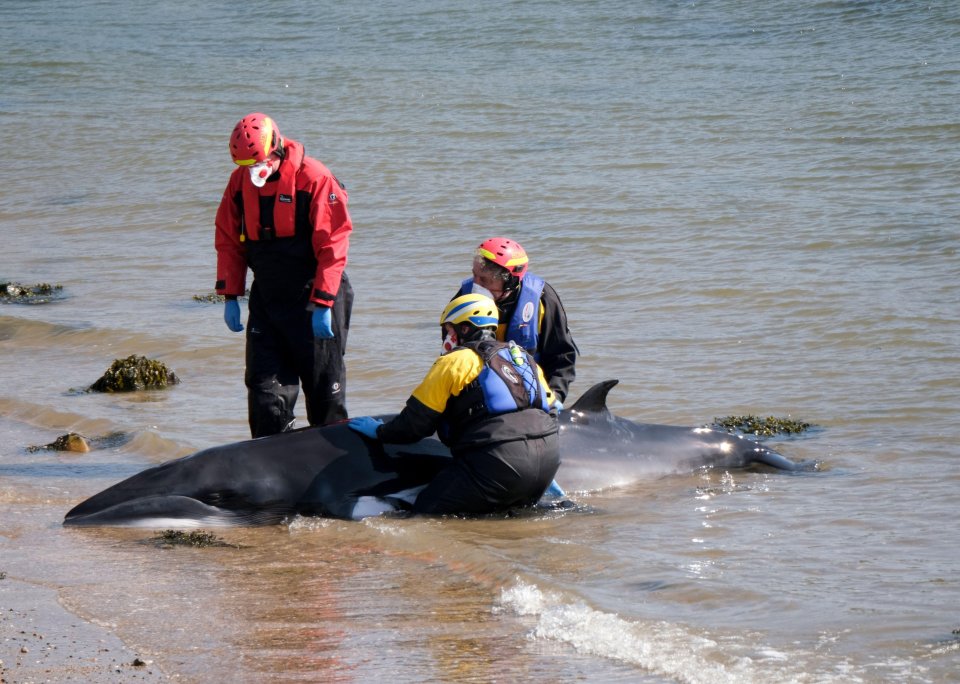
[545,479,566,497]
[312,307,333,339]
[224,299,243,332]
[554,399,563,415]
[348,416,384,440]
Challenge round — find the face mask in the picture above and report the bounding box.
[441,330,458,355]
[249,160,273,188]
[471,283,495,299]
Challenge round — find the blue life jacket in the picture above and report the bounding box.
[438,340,551,443]
[459,274,545,359]
[470,340,550,415]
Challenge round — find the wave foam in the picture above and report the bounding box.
[497,580,856,684]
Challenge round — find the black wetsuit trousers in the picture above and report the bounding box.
[244,273,353,438]
[412,431,560,515]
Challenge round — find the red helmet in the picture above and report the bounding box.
[476,237,529,279]
[229,113,282,166]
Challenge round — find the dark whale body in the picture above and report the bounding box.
[64,380,815,526]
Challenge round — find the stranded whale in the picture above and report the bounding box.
[63,379,816,527]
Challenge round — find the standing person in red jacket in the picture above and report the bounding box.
[215,112,353,437]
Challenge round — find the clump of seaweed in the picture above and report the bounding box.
[153,530,238,548]
[89,355,180,392]
[0,281,64,304]
[193,289,249,303]
[713,414,813,437]
[27,432,90,453]
[193,292,227,303]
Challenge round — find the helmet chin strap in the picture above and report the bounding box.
[495,283,519,311]
[460,325,496,344]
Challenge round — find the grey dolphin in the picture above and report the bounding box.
[63,379,815,526]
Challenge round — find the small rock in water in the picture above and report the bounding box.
[27,432,91,453]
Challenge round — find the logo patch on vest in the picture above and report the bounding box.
[328,193,338,204]
[522,301,535,323]
[278,194,293,203]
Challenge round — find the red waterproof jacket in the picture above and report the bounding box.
[214,139,351,307]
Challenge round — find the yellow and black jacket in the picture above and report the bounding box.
[378,340,558,454]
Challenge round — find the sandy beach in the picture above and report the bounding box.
[1,577,166,683]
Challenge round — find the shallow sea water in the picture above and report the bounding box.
[1,1,959,682]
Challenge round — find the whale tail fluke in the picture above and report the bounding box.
[751,445,822,472]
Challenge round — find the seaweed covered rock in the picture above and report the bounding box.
[192,289,249,303]
[193,292,227,303]
[712,414,813,437]
[27,432,91,453]
[89,355,181,392]
[27,430,130,453]
[0,281,64,304]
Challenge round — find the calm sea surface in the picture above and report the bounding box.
[1,1,958,681]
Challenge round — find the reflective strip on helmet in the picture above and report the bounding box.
[443,299,476,323]
[468,314,499,327]
[477,246,527,270]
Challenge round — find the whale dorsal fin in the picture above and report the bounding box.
[568,379,618,417]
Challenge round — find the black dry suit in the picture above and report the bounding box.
[378,339,560,515]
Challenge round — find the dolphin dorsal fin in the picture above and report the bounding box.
[568,379,618,417]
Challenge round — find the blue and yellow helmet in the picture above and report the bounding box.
[440,293,499,330]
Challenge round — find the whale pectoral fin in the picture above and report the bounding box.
[348,487,426,520]
[350,496,402,520]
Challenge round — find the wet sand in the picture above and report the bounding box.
[1,577,167,683]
